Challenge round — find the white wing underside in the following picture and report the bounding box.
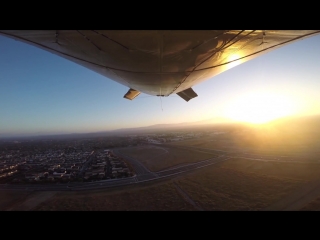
[1,30,319,100]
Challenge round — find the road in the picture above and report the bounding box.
[1,144,319,194]
[113,149,157,181]
[0,148,229,191]
[79,151,95,177]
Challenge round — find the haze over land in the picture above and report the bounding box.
[2,113,320,211]
[1,113,319,139]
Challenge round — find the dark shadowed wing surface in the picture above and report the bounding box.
[1,30,319,101]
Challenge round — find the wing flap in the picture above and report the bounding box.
[176,88,198,102]
[123,88,141,100]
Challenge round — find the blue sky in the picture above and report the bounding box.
[1,33,320,137]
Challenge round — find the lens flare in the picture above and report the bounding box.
[224,92,297,124]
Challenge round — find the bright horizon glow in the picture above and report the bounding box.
[223,91,297,124]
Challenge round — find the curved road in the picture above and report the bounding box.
[0,148,228,192]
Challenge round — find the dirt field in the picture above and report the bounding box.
[220,158,320,181]
[31,159,305,211]
[300,197,320,210]
[4,158,320,211]
[118,145,217,172]
[170,137,231,149]
[0,190,33,211]
[5,191,57,211]
[33,182,197,211]
[169,133,320,158]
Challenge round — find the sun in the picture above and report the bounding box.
[223,92,296,124]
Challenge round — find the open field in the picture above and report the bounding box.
[4,158,320,211]
[220,158,320,181]
[170,136,230,147]
[0,190,33,211]
[118,145,217,172]
[168,130,320,159]
[300,197,320,210]
[175,166,301,210]
[171,158,320,210]
[32,182,197,211]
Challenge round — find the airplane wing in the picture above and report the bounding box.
[1,30,319,101]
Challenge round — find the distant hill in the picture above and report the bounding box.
[110,117,235,132]
[2,114,320,140]
[0,117,235,140]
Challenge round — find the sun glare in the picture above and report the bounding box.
[226,53,243,69]
[224,92,297,124]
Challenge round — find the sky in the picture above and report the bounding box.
[1,32,320,137]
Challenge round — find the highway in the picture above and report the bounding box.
[0,149,230,191]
